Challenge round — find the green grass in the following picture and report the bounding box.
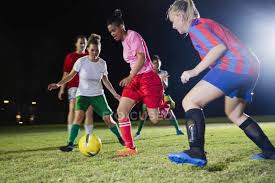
[1,121,275,183]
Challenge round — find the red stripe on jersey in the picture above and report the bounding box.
[231,47,244,74]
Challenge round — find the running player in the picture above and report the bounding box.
[48,34,124,152]
[134,55,184,139]
[58,35,94,136]
[107,9,169,156]
[167,0,275,166]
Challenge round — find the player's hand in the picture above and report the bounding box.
[119,75,133,87]
[58,90,64,100]
[180,69,198,84]
[48,83,59,91]
[113,93,121,101]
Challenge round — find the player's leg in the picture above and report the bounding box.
[116,97,137,156]
[134,104,148,140]
[90,95,124,146]
[84,105,94,135]
[60,96,89,152]
[225,96,275,160]
[168,80,224,166]
[165,95,183,135]
[67,87,77,134]
[168,110,184,135]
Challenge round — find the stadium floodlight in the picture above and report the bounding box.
[4,100,9,104]
[16,114,21,119]
[32,101,37,105]
[18,121,23,124]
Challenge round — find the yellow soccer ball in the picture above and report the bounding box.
[78,134,102,156]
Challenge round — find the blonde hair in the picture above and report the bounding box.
[167,0,200,22]
[87,33,101,47]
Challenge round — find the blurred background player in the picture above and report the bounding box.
[134,55,184,139]
[58,35,94,137]
[167,0,275,166]
[107,9,170,156]
[48,34,124,152]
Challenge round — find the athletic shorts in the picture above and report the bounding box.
[67,87,77,101]
[75,95,112,117]
[202,68,259,103]
[122,71,163,108]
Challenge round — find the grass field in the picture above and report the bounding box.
[1,121,275,183]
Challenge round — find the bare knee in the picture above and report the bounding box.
[103,116,115,127]
[182,97,203,112]
[117,106,129,120]
[225,109,243,123]
[150,118,159,124]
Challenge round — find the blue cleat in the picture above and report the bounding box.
[176,130,184,135]
[168,151,207,167]
[134,132,141,140]
[251,152,275,160]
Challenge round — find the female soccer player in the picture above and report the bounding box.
[134,55,184,139]
[48,34,124,152]
[107,9,169,156]
[167,0,275,166]
[58,35,94,136]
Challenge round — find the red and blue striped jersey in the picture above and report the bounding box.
[189,18,259,75]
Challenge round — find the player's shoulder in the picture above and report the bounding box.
[75,55,88,65]
[191,18,216,28]
[127,30,142,40]
[98,57,108,66]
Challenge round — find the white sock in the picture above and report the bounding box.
[84,124,93,135]
[68,124,72,134]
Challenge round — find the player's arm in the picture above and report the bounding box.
[48,70,77,91]
[102,75,120,101]
[119,52,145,87]
[162,71,169,89]
[193,44,227,75]
[181,44,227,84]
[58,72,68,100]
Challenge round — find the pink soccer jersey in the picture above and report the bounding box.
[122,30,153,74]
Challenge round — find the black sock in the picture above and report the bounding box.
[239,117,275,155]
[185,108,205,154]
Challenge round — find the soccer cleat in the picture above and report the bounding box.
[115,147,137,156]
[118,137,125,146]
[251,152,275,160]
[59,144,74,152]
[176,130,184,135]
[168,150,207,167]
[134,132,141,140]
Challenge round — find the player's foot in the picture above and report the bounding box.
[251,152,275,160]
[134,132,141,140]
[118,137,125,146]
[115,147,137,156]
[176,130,184,135]
[59,143,74,152]
[168,149,207,167]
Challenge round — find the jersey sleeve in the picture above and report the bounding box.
[103,61,108,76]
[129,31,145,55]
[73,59,81,72]
[63,54,72,73]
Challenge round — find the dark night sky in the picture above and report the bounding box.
[1,0,275,121]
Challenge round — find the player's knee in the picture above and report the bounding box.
[150,118,159,124]
[182,97,203,112]
[103,115,112,125]
[117,108,128,119]
[225,110,241,122]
